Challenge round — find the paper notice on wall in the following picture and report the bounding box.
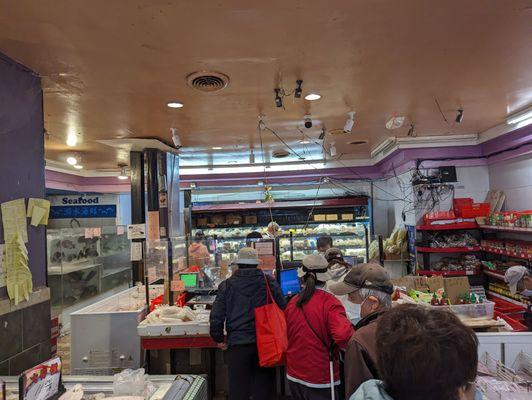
[1,198,28,243]
[147,211,160,241]
[254,240,275,256]
[127,224,146,240]
[0,244,5,288]
[27,198,51,226]
[130,242,143,261]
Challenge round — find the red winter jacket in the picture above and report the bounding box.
[285,288,354,388]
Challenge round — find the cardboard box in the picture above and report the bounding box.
[326,214,338,221]
[196,217,208,226]
[226,214,242,225]
[245,215,258,224]
[313,214,326,221]
[341,214,354,221]
[210,215,225,225]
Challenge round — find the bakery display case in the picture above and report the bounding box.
[191,197,371,266]
[47,225,132,314]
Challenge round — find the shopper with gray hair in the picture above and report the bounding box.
[329,263,394,398]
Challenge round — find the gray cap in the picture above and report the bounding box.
[328,263,394,295]
[505,266,528,294]
[231,247,260,266]
[297,254,332,282]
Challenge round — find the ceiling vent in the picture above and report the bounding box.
[348,140,368,145]
[186,71,229,92]
[272,149,290,159]
[328,128,349,136]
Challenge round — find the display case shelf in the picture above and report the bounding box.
[479,225,532,234]
[416,246,481,253]
[417,269,480,276]
[482,247,531,261]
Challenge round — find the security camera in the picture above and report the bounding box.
[343,111,356,133]
[171,128,182,149]
[304,115,312,129]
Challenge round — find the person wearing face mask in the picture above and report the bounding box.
[328,263,393,397]
[505,265,532,330]
[350,304,482,400]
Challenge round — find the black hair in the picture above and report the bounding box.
[245,231,263,247]
[296,273,326,308]
[317,235,333,250]
[194,231,205,242]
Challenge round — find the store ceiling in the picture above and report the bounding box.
[0,0,531,172]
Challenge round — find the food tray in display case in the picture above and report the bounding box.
[138,309,211,337]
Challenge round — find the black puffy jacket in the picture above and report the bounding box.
[210,267,286,345]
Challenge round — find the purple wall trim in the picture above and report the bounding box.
[46,126,531,191]
[0,52,46,291]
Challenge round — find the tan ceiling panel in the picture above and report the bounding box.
[1,0,531,170]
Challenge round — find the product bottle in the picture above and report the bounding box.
[431,293,438,306]
[470,293,477,304]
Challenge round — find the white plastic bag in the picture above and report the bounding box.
[113,368,155,397]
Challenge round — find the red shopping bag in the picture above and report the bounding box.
[254,273,288,367]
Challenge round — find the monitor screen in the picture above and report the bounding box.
[180,273,198,288]
[280,269,301,296]
[344,256,356,266]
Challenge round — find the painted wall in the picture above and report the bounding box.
[0,53,45,291]
[488,154,532,210]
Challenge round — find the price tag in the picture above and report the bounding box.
[171,280,185,292]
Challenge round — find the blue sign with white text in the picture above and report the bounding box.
[50,205,117,219]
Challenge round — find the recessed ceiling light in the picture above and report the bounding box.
[305,93,321,101]
[66,134,78,147]
[73,165,83,169]
[212,146,223,150]
[167,101,184,109]
[66,156,77,165]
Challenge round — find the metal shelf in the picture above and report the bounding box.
[479,225,532,234]
[416,246,481,253]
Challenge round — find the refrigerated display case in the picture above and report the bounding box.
[47,225,132,314]
[191,197,371,266]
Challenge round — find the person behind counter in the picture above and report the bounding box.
[350,304,481,400]
[505,265,532,330]
[329,263,393,397]
[266,221,281,238]
[285,254,354,399]
[245,230,263,247]
[317,235,333,253]
[210,247,286,400]
[188,231,211,267]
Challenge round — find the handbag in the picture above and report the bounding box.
[254,273,288,367]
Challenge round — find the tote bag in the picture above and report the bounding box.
[254,273,288,367]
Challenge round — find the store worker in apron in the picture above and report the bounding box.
[505,265,532,330]
[328,263,393,397]
[188,230,211,267]
[350,304,483,400]
[209,247,286,400]
[285,254,354,400]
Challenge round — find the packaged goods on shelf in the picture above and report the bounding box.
[431,254,480,272]
[429,232,479,248]
[488,210,532,228]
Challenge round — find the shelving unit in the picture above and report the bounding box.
[479,225,532,233]
[415,221,482,280]
[481,246,531,261]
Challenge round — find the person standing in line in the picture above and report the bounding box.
[350,304,482,400]
[285,254,354,400]
[188,230,211,267]
[317,235,333,253]
[328,263,394,397]
[209,247,286,400]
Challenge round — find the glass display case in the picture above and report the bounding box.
[47,225,131,314]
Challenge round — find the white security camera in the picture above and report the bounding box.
[171,128,182,149]
[343,111,356,133]
[304,115,313,129]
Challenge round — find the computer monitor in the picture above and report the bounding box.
[180,272,199,288]
[344,256,356,266]
[280,268,301,296]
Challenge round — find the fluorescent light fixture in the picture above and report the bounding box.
[212,146,223,150]
[167,101,184,109]
[66,156,77,165]
[190,182,197,188]
[299,138,310,144]
[118,166,128,180]
[305,93,321,101]
[66,134,78,147]
[507,109,532,128]
[73,165,83,170]
[515,117,532,129]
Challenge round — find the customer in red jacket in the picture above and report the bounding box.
[285,254,354,400]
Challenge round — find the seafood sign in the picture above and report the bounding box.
[48,195,117,220]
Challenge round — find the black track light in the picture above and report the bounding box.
[294,80,303,98]
[455,108,464,124]
[274,88,283,108]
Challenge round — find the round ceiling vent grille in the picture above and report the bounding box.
[328,128,348,136]
[186,71,229,92]
[272,149,290,158]
[348,140,368,145]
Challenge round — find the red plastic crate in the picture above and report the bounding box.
[460,203,490,218]
[453,198,473,216]
[494,311,528,332]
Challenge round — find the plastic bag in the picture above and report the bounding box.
[113,368,156,397]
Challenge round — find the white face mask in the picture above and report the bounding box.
[345,302,361,325]
[520,289,532,297]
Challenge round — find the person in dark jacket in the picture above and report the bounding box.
[328,263,394,398]
[210,247,286,400]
